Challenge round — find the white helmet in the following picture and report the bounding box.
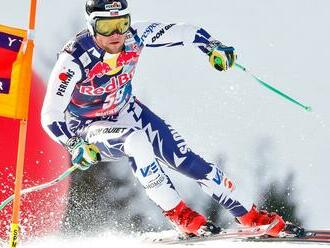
[85,0,131,36]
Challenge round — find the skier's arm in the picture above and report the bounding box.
[41,52,81,146]
[133,22,236,71]
[41,51,101,170]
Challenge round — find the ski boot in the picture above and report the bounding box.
[164,201,221,237]
[236,205,286,237]
[283,222,305,237]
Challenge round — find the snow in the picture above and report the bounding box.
[0,230,325,248]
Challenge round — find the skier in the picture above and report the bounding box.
[41,0,287,237]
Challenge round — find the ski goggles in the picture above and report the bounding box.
[94,15,131,36]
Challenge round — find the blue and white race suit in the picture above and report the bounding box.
[41,22,253,215]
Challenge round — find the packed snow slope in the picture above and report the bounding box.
[0,230,327,248]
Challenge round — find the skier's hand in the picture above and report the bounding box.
[66,136,101,170]
[208,41,236,71]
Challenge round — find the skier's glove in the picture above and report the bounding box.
[208,41,236,71]
[66,136,101,170]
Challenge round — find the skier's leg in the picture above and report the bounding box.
[76,107,209,235]
[63,105,211,236]
[128,99,285,236]
[123,129,209,235]
[128,99,252,216]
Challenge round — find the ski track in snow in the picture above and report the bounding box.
[0,230,326,248]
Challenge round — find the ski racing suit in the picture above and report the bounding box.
[41,22,253,217]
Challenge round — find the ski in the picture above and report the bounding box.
[247,229,330,244]
[150,224,330,245]
[150,224,273,244]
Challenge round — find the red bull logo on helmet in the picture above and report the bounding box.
[105,2,122,10]
[80,70,135,96]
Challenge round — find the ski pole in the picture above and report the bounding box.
[0,164,78,212]
[234,63,312,112]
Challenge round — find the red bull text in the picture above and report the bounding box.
[80,70,135,96]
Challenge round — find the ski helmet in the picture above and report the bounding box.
[85,0,131,36]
